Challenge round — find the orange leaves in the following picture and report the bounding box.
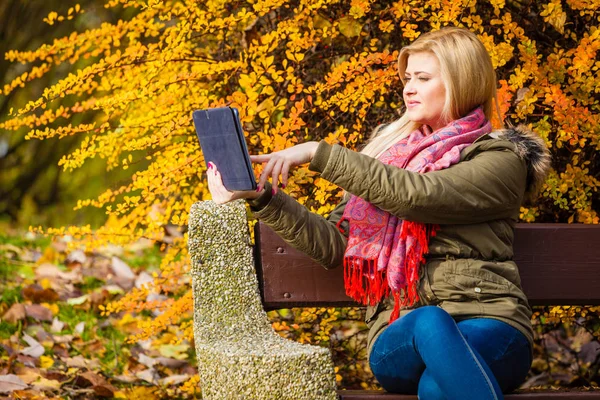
[540,0,567,34]
[43,5,83,26]
[3,0,600,367]
[491,80,513,128]
[478,33,514,68]
[488,0,506,16]
[349,0,373,19]
[378,20,395,33]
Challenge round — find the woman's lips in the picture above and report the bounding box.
[406,101,420,108]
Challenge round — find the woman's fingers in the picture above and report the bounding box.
[270,158,285,194]
[258,156,277,191]
[249,154,271,163]
[206,163,234,204]
[251,141,319,192]
[206,162,264,203]
[280,161,290,189]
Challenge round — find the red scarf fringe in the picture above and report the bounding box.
[343,221,439,324]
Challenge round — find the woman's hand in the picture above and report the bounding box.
[206,162,264,204]
[251,141,319,194]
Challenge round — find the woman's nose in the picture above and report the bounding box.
[403,82,415,95]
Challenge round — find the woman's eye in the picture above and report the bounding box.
[418,77,429,82]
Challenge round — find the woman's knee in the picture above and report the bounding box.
[407,306,455,338]
[417,370,446,400]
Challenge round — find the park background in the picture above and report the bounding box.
[0,0,598,397]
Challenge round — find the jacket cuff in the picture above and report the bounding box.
[247,182,273,212]
[308,141,332,173]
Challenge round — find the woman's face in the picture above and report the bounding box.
[403,52,447,132]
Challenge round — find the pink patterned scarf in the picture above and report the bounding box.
[338,108,491,322]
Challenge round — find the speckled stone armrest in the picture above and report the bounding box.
[188,200,337,399]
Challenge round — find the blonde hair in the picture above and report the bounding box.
[361,27,499,158]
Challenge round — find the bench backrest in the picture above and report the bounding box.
[254,223,600,310]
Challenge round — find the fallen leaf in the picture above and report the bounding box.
[158,344,189,360]
[135,368,159,384]
[52,344,69,358]
[135,271,154,289]
[40,355,54,369]
[121,386,159,399]
[94,383,117,398]
[22,284,59,303]
[21,334,44,358]
[112,374,138,384]
[67,295,89,306]
[14,367,39,384]
[35,263,79,282]
[65,250,86,265]
[53,334,74,344]
[3,303,26,324]
[138,339,153,351]
[137,353,156,369]
[159,374,190,386]
[36,328,54,348]
[51,240,68,253]
[9,389,43,399]
[43,370,67,383]
[164,225,183,239]
[0,244,23,257]
[74,322,85,335]
[50,318,65,333]
[156,356,188,369]
[126,237,154,252]
[73,371,102,387]
[24,304,53,322]
[31,377,61,392]
[62,355,100,369]
[89,290,109,307]
[74,371,116,398]
[63,356,87,369]
[111,256,135,280]
[95,244,123,258]
[1,343,17,357]
[16,354,38,368]
[102,285,124,295]
[0,374,28,393]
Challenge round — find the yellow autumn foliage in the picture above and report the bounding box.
[2,0,599,353]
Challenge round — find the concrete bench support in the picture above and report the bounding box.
[188,201,337,400]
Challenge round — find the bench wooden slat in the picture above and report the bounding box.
[255,223,600,310]
[337,390,600,399]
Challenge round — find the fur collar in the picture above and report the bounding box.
[491,125,551,203]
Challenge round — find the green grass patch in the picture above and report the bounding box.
[79,276,105,291]
[56,304,99,342]
[0,233,52,249]
[126,245,163,271]
[97,324,129,373]
[0,320,19,339]
[0,286,23,307]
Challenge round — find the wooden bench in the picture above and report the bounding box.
[254,222,600,400]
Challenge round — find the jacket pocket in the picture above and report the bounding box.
[443,261,510,301]
[365,303,384,326]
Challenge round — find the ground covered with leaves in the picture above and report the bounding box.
[1,231,599,399]
[0,232,200,399]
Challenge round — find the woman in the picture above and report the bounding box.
[207,27,550,400]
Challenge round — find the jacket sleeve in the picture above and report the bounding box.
[248,182,348,270]
[308,141,527,225]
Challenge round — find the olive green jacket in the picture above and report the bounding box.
[249,127,550,356]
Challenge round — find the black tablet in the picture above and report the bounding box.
[192,107,257,191]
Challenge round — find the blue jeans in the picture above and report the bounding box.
[369,306,531,400]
